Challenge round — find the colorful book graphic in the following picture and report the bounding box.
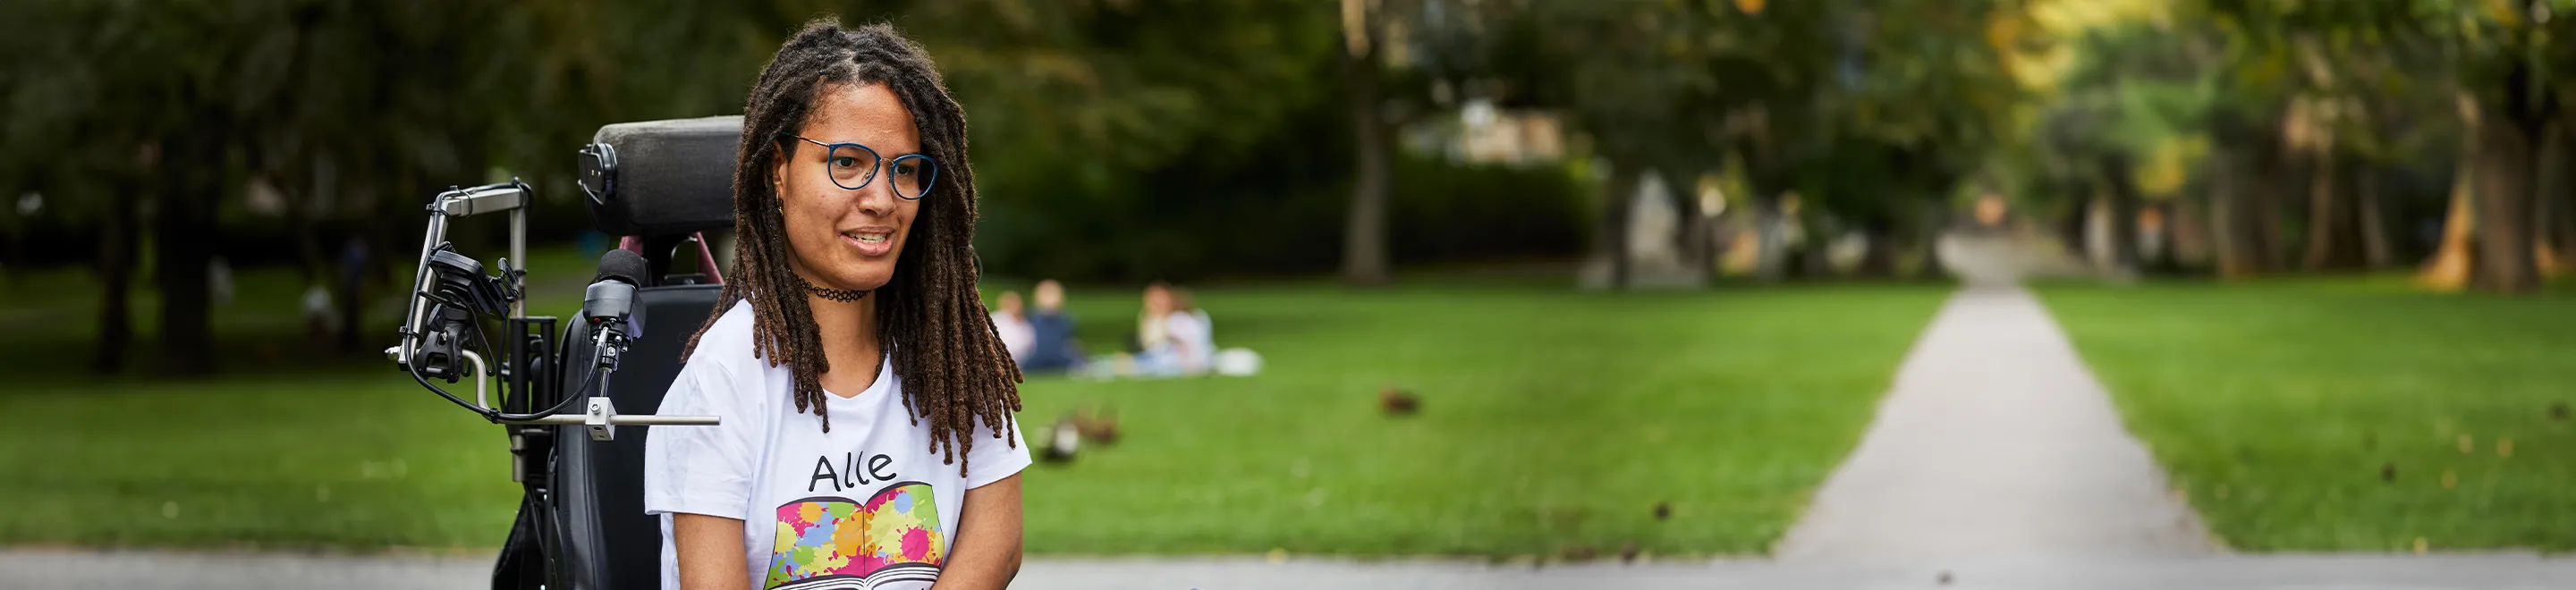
[764,482,945,590]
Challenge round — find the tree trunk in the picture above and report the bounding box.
[1337,28,1391,286]
[2210,169,2261,278]
[1911,199,1948,281]
[2083,192,2112,266]
[1857,223,1900,278]
[2102,159,2142,277]
[2470,104,2541,292]
[2245,119,2299,272]
[2358,165,2394,269]
[2167,196,2210,269]
[93,180,139,375]
[291,161,328,283]
[154,134,220,375]
[2534,119,2572,275]
[2301,148,2362,271]
[2254,154,2291,271]
[334,181,369,352]
[2419,158,2479,291]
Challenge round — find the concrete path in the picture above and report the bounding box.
[1772,283,2215,561]
[10,549,2576,589]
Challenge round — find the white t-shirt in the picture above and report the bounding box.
[1164,310,1213,372]
[644,302,1030,590]
[989,312,1033,363]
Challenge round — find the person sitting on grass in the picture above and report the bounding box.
[1165,285,1263,376]
[1085,282,1264,378]
[1123,282,1189,375]
[1162,286,1212,375]
[1017,279,1086,374]
[990,291,1033,364]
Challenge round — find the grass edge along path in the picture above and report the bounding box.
[2037,279,2576,552]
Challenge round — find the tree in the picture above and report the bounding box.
[2211,0,2576,292]
[1491,0,1840,286]
[5,0,591,371]
[1337,0,1397,285]
[1830,0,2027,277]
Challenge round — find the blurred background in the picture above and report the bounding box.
[4,0,2575,575]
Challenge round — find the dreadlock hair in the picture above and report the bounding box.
[682,20,1021,476]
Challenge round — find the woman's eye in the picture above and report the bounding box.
[831,156,860,168]
[891,163,917,176]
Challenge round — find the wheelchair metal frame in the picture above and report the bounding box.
[387,181,715,590]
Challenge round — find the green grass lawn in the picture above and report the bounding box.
[2039,279,2576,552]
[0,252,1948,556]
[1006,281,1946,557]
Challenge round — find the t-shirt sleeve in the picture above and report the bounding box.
[962,413,1032,490]
[643,361,758,519]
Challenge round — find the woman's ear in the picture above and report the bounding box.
[769,143,792,205]
[769,143,788,184]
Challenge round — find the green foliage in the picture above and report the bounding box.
[3,0,2080,291]
[979,136,1592,282]
[4,0,1580,284]
[1472,0,2026,257]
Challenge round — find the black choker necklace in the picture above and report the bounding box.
[792,274,870,302]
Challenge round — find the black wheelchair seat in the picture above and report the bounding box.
[491,115,742,590]
[554,282,723,589]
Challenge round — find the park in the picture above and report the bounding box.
[5,0,2576,588]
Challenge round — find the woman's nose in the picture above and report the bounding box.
[852,173,899,215]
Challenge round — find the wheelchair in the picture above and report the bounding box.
[386,116,746,590]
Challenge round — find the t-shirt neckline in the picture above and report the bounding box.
[818,350,894,401]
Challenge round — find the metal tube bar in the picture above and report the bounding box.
[510,208,527,317]
[461,350,490,410]
[510,415,721,426]
[396,211,451,365]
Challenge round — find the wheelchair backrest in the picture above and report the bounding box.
[555,282,723,590]
[553,115,742,589]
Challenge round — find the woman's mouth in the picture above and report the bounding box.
[842,229,896,256]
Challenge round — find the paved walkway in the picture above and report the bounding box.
[1771,283,2215,561]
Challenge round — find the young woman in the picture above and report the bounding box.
[644,21,1028,590]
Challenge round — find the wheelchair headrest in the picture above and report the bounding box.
[579,116,741,237]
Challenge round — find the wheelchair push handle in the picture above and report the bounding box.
[387,342,719,440]
[386,180,721,440]
[508,395,716,442]
[517,415,722,426]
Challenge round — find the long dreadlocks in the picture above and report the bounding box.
[683,20,1022,476]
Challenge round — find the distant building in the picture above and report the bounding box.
[1406,98,1565,166]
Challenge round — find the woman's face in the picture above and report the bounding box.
[1144,286,1174,316]
[774,82,922,292]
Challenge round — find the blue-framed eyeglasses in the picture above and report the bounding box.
[778,133,938,200]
